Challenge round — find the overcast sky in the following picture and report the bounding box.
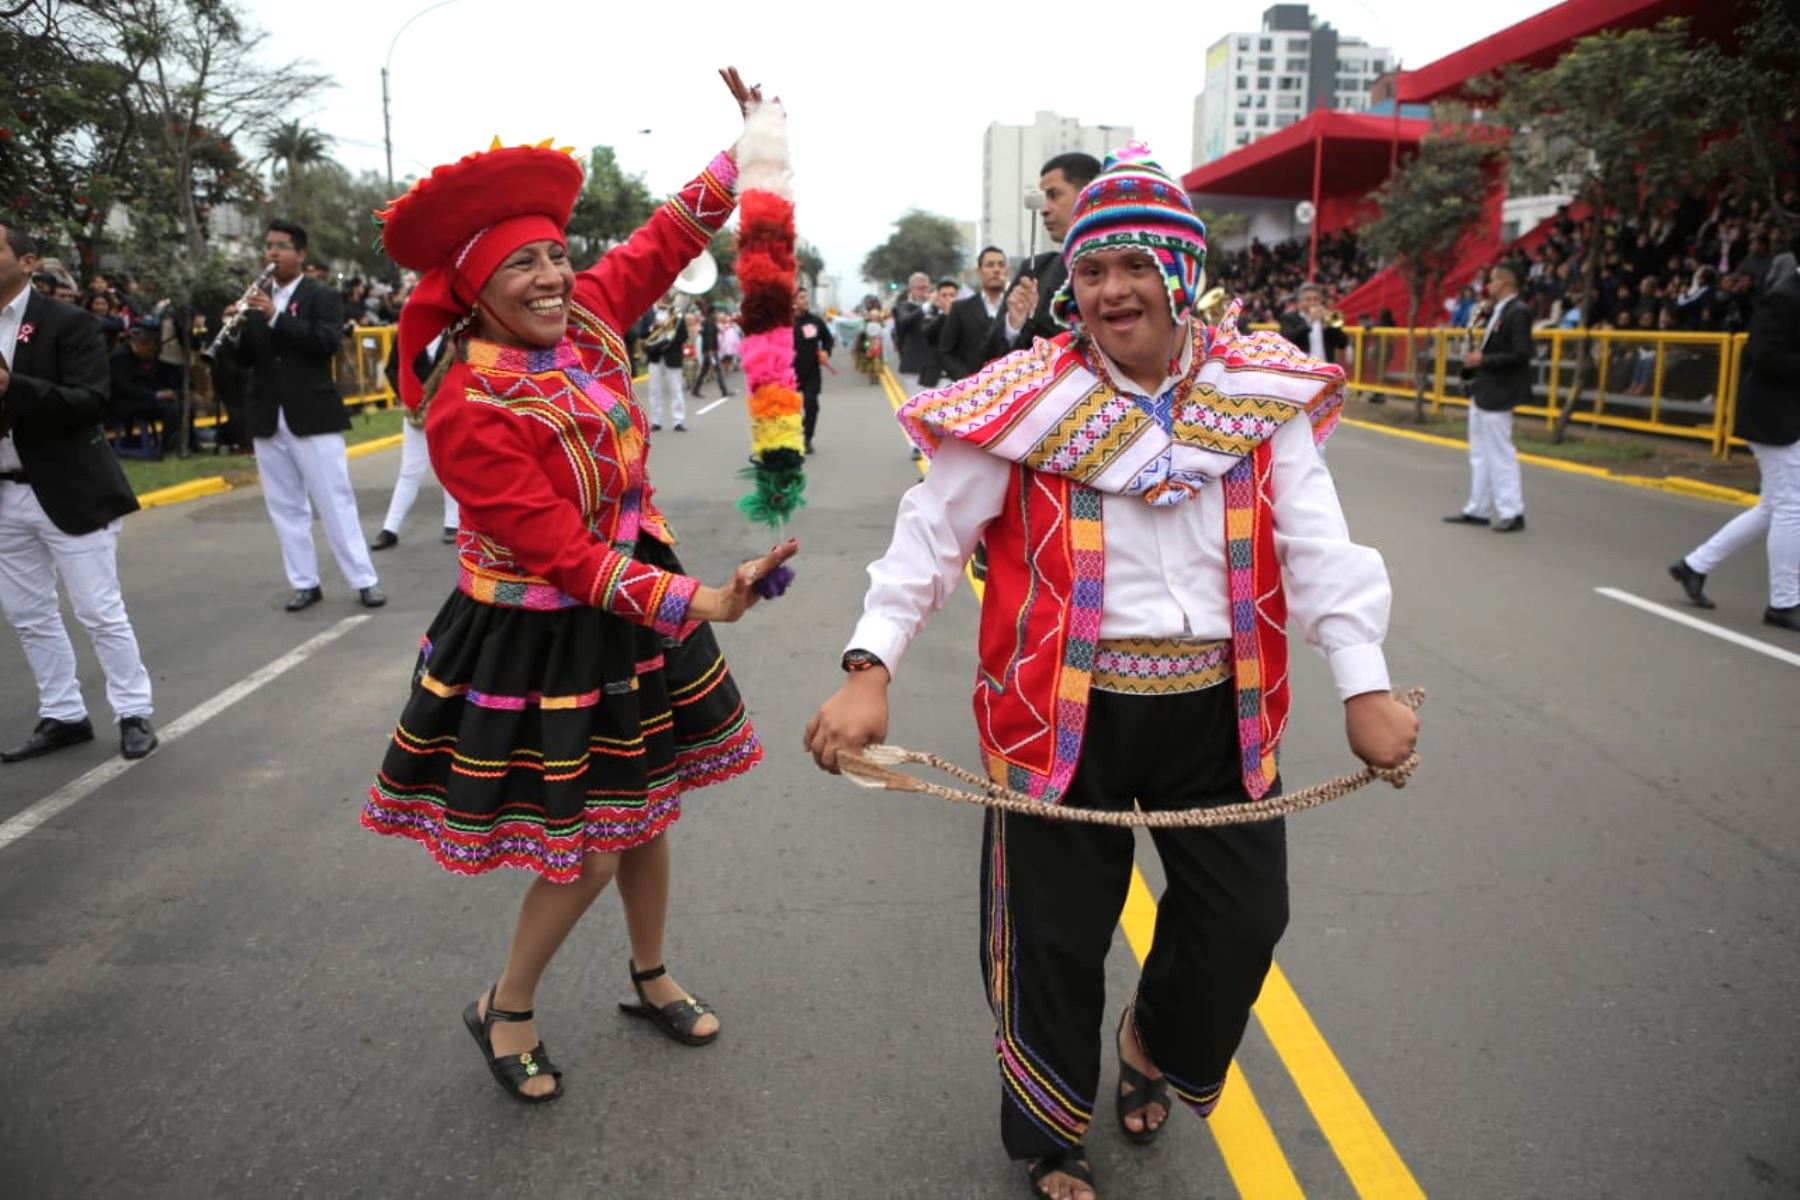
[239,0,1557,293]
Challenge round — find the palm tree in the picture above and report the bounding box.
[262,120,333,183]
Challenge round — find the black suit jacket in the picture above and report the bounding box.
[892,299,934,374]
[984,253,1069,362]
[792,308,833,386]
[1278,312,1348,361]
[634,307,687,369]
[232,275,349,438]
[2,291,139,535]
[937,292,1005,381]
[1736,270,1800,447]
[1469,298,1535,412]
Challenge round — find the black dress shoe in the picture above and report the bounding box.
[119,715,159,760]
[285,586,324,612]
[359,585,388,608]
[1492,515,1526,533]
[1,716,96,763]
[442,526,457,545]
[1667,560,1715,609]
[370,529,399,551]
[674,422,688,432]
[1443,512,1489,525]
[1765,605,1800,632]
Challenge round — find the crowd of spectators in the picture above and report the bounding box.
[1208,229,1378,326]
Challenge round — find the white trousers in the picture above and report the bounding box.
[253,411,379,591]
[1686,439,1800,608]
[1464,406,1524,521]
[0,481,154,723]
[380,420,459,536]
[647,362,685,427]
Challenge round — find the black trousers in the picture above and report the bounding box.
[800,378,821,445]
[979,683,1289,1159]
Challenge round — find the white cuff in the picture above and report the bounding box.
[1326,642,1391,701]
[846,614,912,678]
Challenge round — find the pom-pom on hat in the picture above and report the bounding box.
[1051,142,1208,329]
[376,138,584,409]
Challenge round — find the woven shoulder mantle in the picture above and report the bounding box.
[897,313,1344,500]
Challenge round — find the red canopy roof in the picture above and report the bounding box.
[1394,0,1731,104]
[1180,109,1433,200]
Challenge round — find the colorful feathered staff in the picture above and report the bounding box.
[732,100,805,532]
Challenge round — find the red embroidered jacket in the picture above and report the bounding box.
[425,156,737,635]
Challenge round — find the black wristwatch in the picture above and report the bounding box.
[841,649,886,674]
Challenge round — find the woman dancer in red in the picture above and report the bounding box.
[363,70,795,1102]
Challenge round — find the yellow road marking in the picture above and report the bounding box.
[878,367,1412,1197]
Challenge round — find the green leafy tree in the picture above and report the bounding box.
[565,145,656,266]
[862,210,963,288]
[796,238,824,289]
[1361,125,1501,419]
[1195,208,1249,245]
[1496,18,1709,439]
[1692,0,1800,224]
[265,161,397,280]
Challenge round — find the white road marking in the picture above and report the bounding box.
[0,615,373,852]
[695,395,734,417]
[1595,587,1800,669]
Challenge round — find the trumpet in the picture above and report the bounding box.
[201,262,278,362]
[1195,286,1228,324]
[1327,309,1346,329]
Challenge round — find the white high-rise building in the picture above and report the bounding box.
[1192,4,1391,167]
[983,111,1132,262]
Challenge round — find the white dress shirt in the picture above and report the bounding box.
[267,273,301,329]
[849,346,1393,701]
[0,283,32,471]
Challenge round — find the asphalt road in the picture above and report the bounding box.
[1,370,1796,1199]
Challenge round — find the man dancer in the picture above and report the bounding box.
[0,222,158,762]
[1446,262,1531,533]
[1670,253,1800,630]
[792,286,833,454]
[232,220,385,610]
[987,152,1103,361]
[805,148,1415,1200]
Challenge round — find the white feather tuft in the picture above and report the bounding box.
[736,99,791,197]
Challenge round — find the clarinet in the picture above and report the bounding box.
[201,263,279,362]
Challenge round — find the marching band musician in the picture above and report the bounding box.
[635,292,688,432]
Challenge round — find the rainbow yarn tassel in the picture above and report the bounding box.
[733,102,805,528]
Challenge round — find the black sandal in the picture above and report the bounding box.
[1116,1007,1171,1145]
[461,985,564,1104]
[617,959,719,1046]
[1025,1148,1095,1198]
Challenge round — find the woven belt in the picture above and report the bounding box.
[457,565,579,611]
[0,470,27,484]
[1091,637,1231,696]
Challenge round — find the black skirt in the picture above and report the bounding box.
[361,540,761,883]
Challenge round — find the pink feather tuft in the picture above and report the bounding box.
[741,329,798,390]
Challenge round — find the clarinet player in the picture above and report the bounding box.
[229,220,385,611]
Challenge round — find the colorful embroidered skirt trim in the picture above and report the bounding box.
[1090,637,1230,696]
[457,565,580,611]
[363,541,760,883]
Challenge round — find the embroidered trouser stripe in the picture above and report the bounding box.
[977,685,1290,1161]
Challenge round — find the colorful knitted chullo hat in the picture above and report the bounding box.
[1050,142,1208,329]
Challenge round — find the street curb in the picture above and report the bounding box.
[1339,417,1759,508]
[345,433,405,460]
[138,476,233,509]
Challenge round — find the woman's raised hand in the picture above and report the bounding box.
[718,67,764,118]
[687,537,799,624]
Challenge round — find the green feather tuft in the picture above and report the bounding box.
[735,464,808,528]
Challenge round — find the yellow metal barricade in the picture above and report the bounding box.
[334,324,398,409]
[1254,321,1742,457]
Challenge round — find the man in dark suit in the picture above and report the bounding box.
[1445,262,1532,533]
[1278,284,1349,365]
[891,273,937,396]
[0,221,158,762]
[1670,255,1800,629]
[985,153,1104,363]
[634,293,688,431]
[231,220,383,610]
[792,286,834,454]
[938,246,1011,381]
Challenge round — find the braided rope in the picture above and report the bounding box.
[838,688,1425,828]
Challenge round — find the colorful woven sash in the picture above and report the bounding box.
[1090,637,1231,695]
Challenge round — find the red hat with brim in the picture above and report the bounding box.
[377,143,585,409]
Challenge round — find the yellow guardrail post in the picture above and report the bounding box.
[1650,339,1666,428]
[1711,336,1732,457]
[1595,331,1610,417]
[1546,330,1562,425]
[1431,329,1448,414]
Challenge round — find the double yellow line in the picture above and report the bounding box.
[876,367,1423,1198]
